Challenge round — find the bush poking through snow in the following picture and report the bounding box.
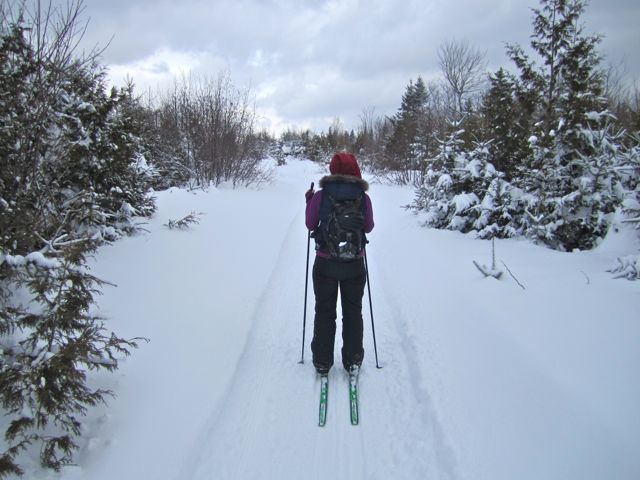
[164,212,202,230]
[607,255,640,280]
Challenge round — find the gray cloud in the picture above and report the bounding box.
[72,0,639,133]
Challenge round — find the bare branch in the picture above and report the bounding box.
[502,261,526,290]
[438,39,487,116]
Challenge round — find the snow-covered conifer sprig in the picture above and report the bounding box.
[607,255,639,280]
[164,212,203,230]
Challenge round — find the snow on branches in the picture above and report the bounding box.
[164,211,203,230]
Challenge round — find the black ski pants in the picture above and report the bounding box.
[311,256,366,372]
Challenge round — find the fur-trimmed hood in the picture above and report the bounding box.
[319,174,369,191]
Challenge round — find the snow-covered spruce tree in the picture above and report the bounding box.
[507,0,618,250]
[410,121,466,228]
[619,134,640,228]
[601,131,640,280]
[1,3,149,474]
[474,175,524,239]
[410,115,523,238]
[610,133,640,279]
[0,20,38,257]
[302,131,336,164]
[481,68,532,181]
[384,77,431,184]
[469,143,525,239]
[573,114,626,234]
[44,71,156,242]
[269,134,306,167]
[0,244,142,474]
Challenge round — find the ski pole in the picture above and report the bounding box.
[299,182,314,364]
[364,247,382,369]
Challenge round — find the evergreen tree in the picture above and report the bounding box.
[615,135,639,278]
[410,121,466,227]
[0,244,142,473]
[466,142,523,239]
[507,0,615,250]
[0,22,40,256]
[44,71,156,241]
[0,7,150,474]
[572,115,626,240]
[475,175,522,239]
[411,130,521,238]
[385,77,430,183]
[508,0,604,143]
[481,68,531,180]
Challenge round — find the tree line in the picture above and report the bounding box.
[280,0,639,255]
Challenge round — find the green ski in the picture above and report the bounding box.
[318,374,329,427]
[349,368,359,425]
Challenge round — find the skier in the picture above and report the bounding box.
[305,152,374,376]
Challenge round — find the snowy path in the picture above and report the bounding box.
[53,159,640,480]
[179,168,457,480]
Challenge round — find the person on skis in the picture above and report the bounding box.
[305,152,374,376]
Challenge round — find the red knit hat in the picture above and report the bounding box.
[329,152,361,179]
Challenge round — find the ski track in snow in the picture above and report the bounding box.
[374,266,459,480]
[181,214,379,478]
[179,169,459,480]
[364,186,461,480]
[181,207,310,479]
[37,160,639,480]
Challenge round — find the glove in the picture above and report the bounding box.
[305,188,315,203]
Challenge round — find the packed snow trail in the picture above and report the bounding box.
[179,164,458,480]
[77,164,322,480]
[49,159,639,480]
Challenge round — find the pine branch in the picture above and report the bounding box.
[164,211,202,230]
[607,256,639,280]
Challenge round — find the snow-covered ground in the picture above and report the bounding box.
[24,159,640,479]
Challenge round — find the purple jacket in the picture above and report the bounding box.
[305,175,374,258]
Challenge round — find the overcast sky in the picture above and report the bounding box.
[72,0,640,134]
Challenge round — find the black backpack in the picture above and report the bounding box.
[319,192,366,261]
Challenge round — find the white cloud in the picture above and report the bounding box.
[106,48,209,93]
[80,0,640,133]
